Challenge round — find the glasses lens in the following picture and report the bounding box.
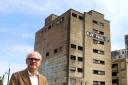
[28,58,40,61]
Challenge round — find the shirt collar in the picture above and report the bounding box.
[27,70,39,76]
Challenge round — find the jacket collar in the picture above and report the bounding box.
[22,69,43,85]
[21,69,31,85]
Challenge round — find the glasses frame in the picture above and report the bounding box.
[27,58,40,62]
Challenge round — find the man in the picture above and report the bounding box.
[9,51,48,85]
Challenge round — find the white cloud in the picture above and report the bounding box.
[9,63,26,74]
[0,0,96,16]
[0,61,10,76]
[1,45,33,57]
[1,0,128,17]
[0,0,52,15]
[21,33,34,39]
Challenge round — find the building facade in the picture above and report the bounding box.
[111,49,128,60]
[112,58,128,85]
[125,34,128,49]
[34,9,112,85]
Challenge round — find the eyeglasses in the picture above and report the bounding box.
[27,58,40,61]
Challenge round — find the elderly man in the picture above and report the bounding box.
[9,51,48,85]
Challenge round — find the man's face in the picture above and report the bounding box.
[26,52,42,71]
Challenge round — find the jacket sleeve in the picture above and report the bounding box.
[9,73,18,85]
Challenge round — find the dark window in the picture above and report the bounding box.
[112,72,118,76]
[93,70,105,75]
[93,70,98,74]
[77,68,83,72]
[71,44,76,49]
[78,57,83,62]
[93,81,105,85]
[100,81,105,84]
[93,49,98,53]
[79,16,83,20]
[48,25,51,30]
[72,13,77,18]
[100,61,105,64]
[93,39,104,45]
[112,79,119,84]
[46,52,49,56]
[99,41,104,45]
[54,49,58,53]
[78,46,83,50]
[93,20,98,24]
[70,55,76,60]
[93,49,104,55]
[93,59,105,65]
[99,31,104,35]
[112,64,118,69]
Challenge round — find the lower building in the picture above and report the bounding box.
[112,49,128,60]
[112,58,128,85]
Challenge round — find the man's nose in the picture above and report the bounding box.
[32,59,36,62]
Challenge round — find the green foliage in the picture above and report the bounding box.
[0,76,3,85]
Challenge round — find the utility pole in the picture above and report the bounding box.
[7,68,10,85]
[1,68,11,85]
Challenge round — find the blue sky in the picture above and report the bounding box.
[1,0,128,84]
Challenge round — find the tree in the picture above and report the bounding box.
[0,76,3,85]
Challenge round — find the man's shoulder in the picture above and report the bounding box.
[39,74,47,80]
[39,74,48,84]
[12,69,27,76]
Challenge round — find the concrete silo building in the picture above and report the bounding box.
[35,9,112,85]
